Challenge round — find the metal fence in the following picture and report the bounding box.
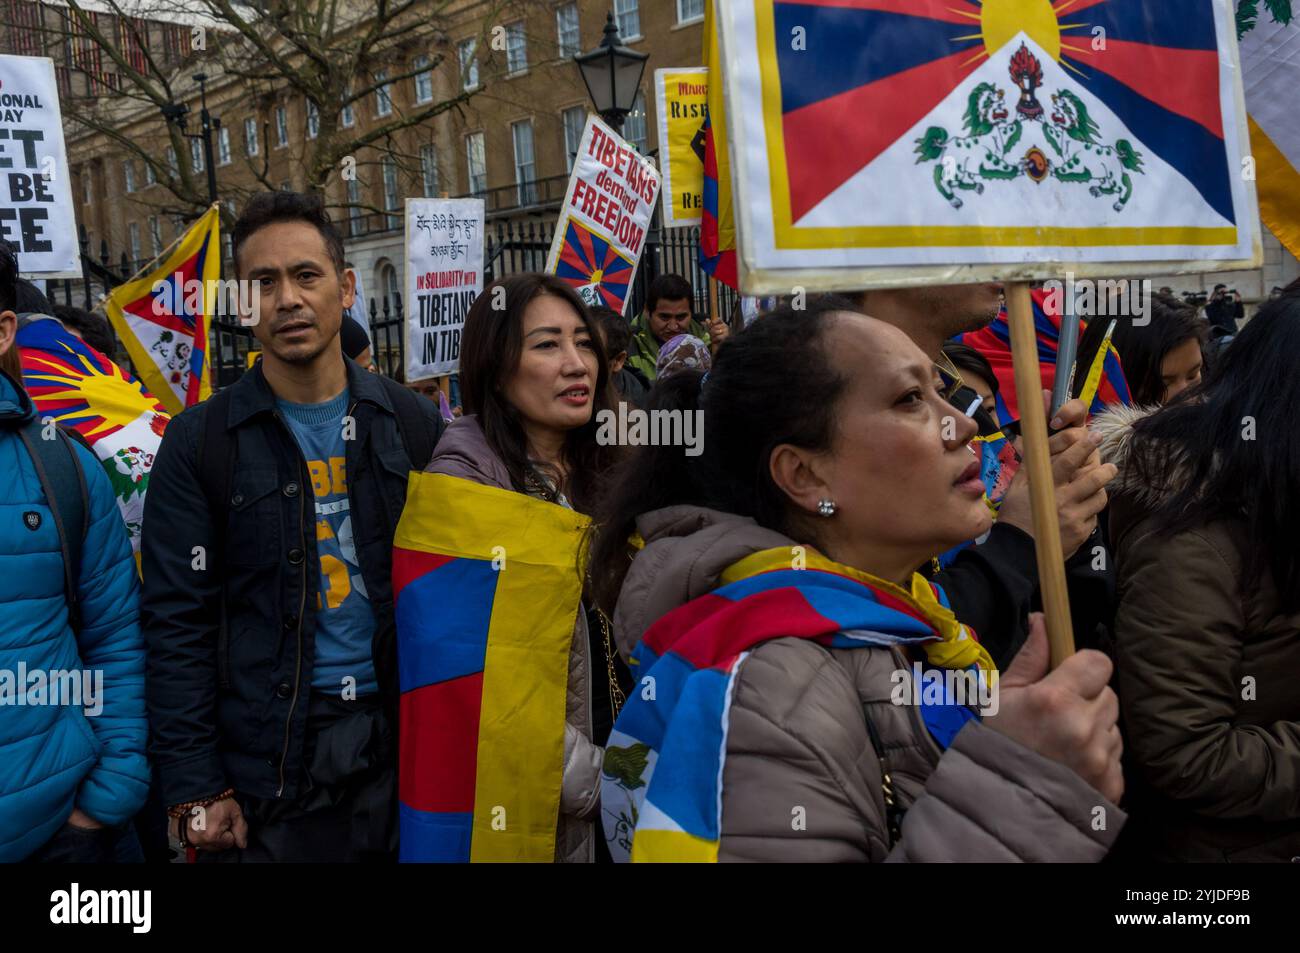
[45,220,737,389]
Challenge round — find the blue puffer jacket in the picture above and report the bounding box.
[0,368,149,861]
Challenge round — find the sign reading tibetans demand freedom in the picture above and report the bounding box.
[0,55,79,277]
[545,115,661,315]
[715,0,1262,292]
[655,67,709,227]
[405,197,484,381]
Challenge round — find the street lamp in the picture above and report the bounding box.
[161,72,220,205]
[574,12,648,135]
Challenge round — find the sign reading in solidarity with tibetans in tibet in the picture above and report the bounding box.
[545,114,661,315]
[103,205,219,415]
[404,197,485,381]
[655,67,709,227]
[0,55,79,277]
[714,0,1262,291]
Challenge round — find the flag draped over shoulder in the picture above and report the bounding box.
[393,472,590,862]
[1240,7,1300,258]
[958,289,1130,427]
[601,547,995,863]
[700,0,737,288]
[18,318,170,557]
[104,205,219,415]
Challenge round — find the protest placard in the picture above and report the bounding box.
[0,55,79,277]
[545,115,661,315]
[715,0,1262,293]
[405,197,484,381]
[654,67,708,227]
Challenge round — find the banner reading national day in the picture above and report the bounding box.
[0,55,79,277]
[545,115,661,315]
[716,0,1262,291]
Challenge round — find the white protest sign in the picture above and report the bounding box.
[404,197,484,381]
[0,55,79,277]
[544,115,660,315]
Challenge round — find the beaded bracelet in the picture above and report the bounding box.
[166,787,235,820]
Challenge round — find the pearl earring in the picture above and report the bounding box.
[817,498,837,517]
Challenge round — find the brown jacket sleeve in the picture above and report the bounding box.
[1116,525,1300,821]
[717,639,1122,862]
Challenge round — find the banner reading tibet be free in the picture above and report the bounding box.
[0,55,78,277]
[545,114,661,316]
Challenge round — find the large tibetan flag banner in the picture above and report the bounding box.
[393,471,589,862]
[104,205,219,414]
[18,318,170,556]
[715,0,1262,292]
[700,0,738,288]
[958,288,1130,425]
[1239,3,1300,258]
[544,115,660,315]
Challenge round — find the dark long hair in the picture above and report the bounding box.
[1129,290,1300,610]
[1075,292,1206,406]
[589,297,853,612]
[458,272,618,513]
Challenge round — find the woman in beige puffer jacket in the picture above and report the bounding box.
[590,299,1126,862]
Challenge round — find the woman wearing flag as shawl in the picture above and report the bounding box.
[590,299,1125,862]
[393,274,625,862]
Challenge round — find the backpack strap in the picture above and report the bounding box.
[196,387,236,518]
[18,419,90,634]
[382,377,436,471]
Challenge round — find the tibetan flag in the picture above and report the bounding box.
[602,547,994,862]
[553,218,636,312]
[394,471,590,862]
[958,288,1130,426]
[699,0,737,289]
[18,317,170,556]
[1240,5,1300,258]
[104,205,219,415]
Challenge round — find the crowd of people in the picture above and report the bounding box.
[1,190,1297,864]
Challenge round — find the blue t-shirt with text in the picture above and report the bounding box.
[277,390,379,696]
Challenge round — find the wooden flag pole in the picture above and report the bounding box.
[1005,281,1076,667]
[708,276,720,324]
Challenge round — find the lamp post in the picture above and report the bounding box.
[574,12,648,135]
[161,72,220,205]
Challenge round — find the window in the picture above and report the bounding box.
[217,125,232,165]
[624,90,647,153]
[165,146,178,175]
[557,3,580,58]
[341,84,355,128]
[275,106,288,147]
[223,200,236,261]
[614,0,640,40]
[190,137,205,172]
[173,216,184,238]
[420,144,440,197]
[144,161,156,187]
[123,160,136,193]
[382,263,399,309]
[280,179,292,191]
[382,155,399,228]
[505,21,527,74]
[458,39,478,91]
[306,99,319,139]
[82,169,91,204]
[149,216,163,257]
[562,106,585,172]
[512,119,536,205]
[413,55,433,104]
[374,71,392,117]
[346,175,363,236]
[128,222,141,263]
[677,0,704,24]
[244,117,259,156]
[466,132,486,194]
